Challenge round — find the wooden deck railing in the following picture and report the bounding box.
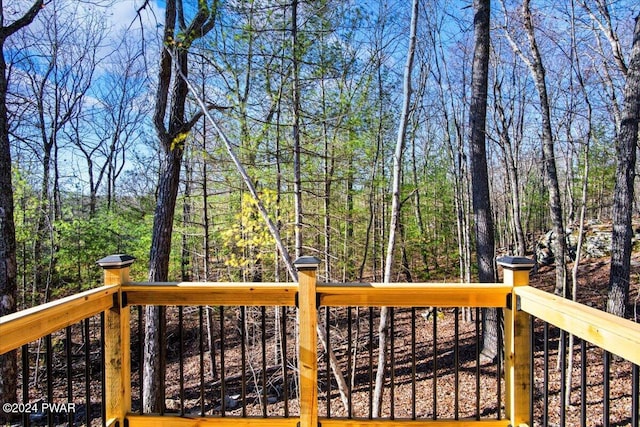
[1,254,639,427]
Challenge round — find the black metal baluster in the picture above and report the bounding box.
[46,334,53,427]
[84,318,91,424]
[530,317,535,425]
[433,306,438,420]
[347,307,353,419]
[159,307,166,416]
[261,306,267,417]
[603,350,610,427]
[138,307,144,415]
[326,306,331,417]
[543,321,549,426]
[65,326,74,426]
[179,306,184,416]
[281,306,289,417]
[199,306,205,416]
[496,310,502,420]
[581,339,587,427]
[241,306,247,417]
[220,306,226,416]
[560,330,567,427]
[475,307,481,420]
[368,307,374,419]
[22,344,30,427]
[632,363,638,427]
[390,307,395,420]
[454,307,460,420]
[411,307,416,420]
[100,312,106,427]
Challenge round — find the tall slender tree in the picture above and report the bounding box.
[292,0,303,260]
[607,13,640,318]
[144,0,216,413]
[0,2,45,421]
[468,0,497,359]
[502,0,569,297]
[373,0,419,416]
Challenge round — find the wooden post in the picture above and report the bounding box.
[499,256,535,427]
[295,256,320,427]
[97,254,135,426]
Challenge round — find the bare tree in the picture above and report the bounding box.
[14,1,104,304]
[292,0,303,260]
[373,0,419,416]
[75,39,149,214]
[502,0,569,297]
[491,50,527,257]
[0,2,45,421]
[428,13,473,308]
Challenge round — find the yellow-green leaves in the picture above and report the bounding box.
[170,131,190,151]
[220,190,277,272]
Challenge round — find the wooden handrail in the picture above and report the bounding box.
[516,285,640,365]
[18,272,640,363]
[318,282,511,307]
[3,253,639,427]
[124,414,511,426]
[123,282,298,306]
[0,285,118,354]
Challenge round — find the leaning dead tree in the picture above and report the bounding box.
[171,50,351,411]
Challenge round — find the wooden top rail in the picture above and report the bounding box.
[122,282,511,309]
[124,414,512,426]
[516,285,640,365]
[318,282,511,307]
[123,282,298,306]
[0,285,119,354]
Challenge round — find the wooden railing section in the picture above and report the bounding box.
[1,254,639,427]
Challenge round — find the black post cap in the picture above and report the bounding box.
[496,256,535,270]
[96,254,136,269]
[293,256,321,269]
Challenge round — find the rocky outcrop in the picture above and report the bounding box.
[535,219,640,265]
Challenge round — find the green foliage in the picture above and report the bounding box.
[13,162,152,300]
[522,165,550,234]
[55,208,152,289]
[577,129,616,218]
[12,168,39,249]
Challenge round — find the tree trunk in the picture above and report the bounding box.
[358,53,384,282]
[0,2,43,422]
[373,0,419,416]
[0,47,18,427]
[292,0,303,260]
[144,0,216,413]
[144,138,183,412]
[566,3,594,400]
[607,13,640,318]
[468,0,498,360]
[520,0,569,297]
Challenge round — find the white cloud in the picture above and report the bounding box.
[106,0,164,34]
